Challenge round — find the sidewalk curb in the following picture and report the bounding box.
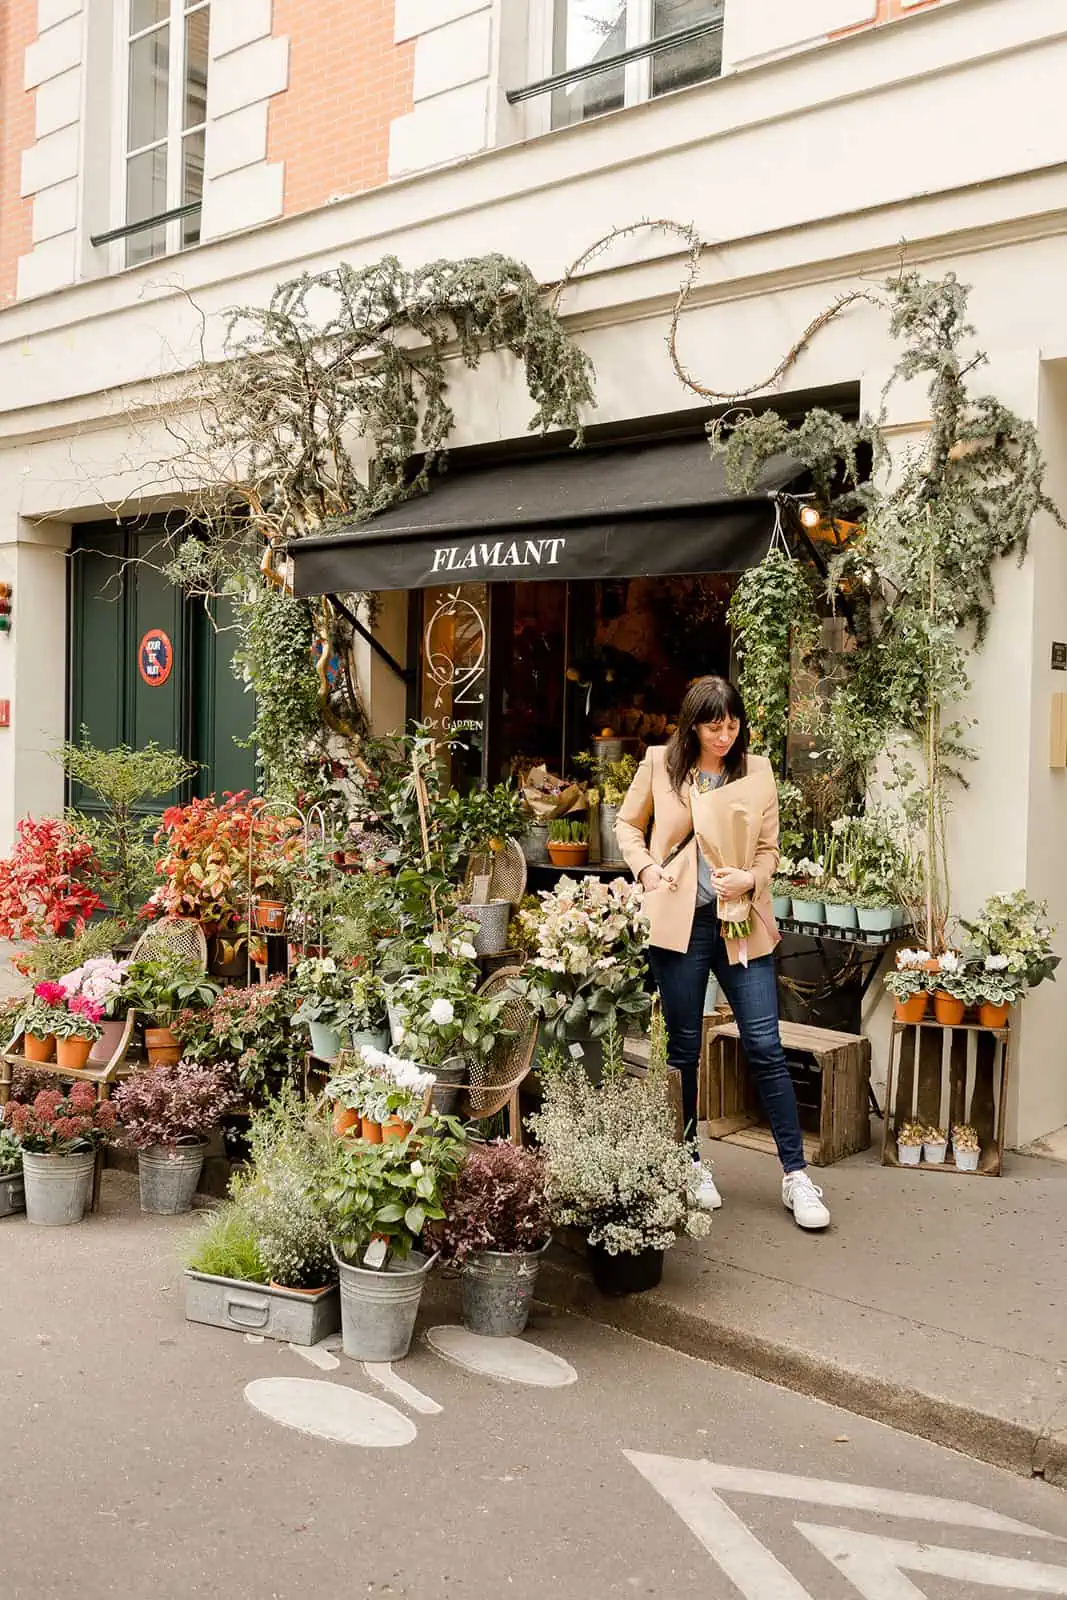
[532,1253,1067,1489]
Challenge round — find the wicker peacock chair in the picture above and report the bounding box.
[467,965,538,1145]
[129,917,209,972]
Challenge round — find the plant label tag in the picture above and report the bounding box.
[569,1042,585,1060]
[471,873,492,907]
[363,1238,389,1270]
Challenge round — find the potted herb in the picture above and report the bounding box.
[58,956,131,1065]
[923,1124,948,1165]
[439,1142,551,1337]
[124,957,221,1065]
[527,1029,711,1296]
[0,1124,25,1218]
[960,891,1060,994]
[896,1119,925,1166]
[349,970,389,1052]
[790,857,826,924]
[884,950,932,1023]
[546,817,590,868]
[113,1059,238,1214]
[951,1123,981,1172]
[931,952,967,1026]
[2,1084,117,1225]
[291,956,354,1060]
[323,1112,468,1361]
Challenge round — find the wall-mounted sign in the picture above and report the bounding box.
[138,628,174,687]
[1052,642,1067,671]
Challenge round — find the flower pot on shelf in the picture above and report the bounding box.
[587,1242,663,1297]
[23,1033,55,1063]
[333,1246,439,1361]
[893,992,929,1024]
[519,823,549,867]
[361,1117,383,1144]
[88,1020,126,1066]
[546,841,589,869]
[382,1117,413,1143]
[978,1002,1011,1030]
[857,905,895,934]
[460,1242,550,1337]
[138,1141,206,1214]
[456,899,511,958]
[145,1027,181,1067]
[56,1035,94,1072]
[351,1027,390,1054]
[790,898,825,926]
[332,1105,361,1138]
[897,1141,922,1167]
[21,1149,95,1226]
[825,903,859,932]
[431,1056,467,1115]
[923,1139,947,1166]
[771,894,792,921]
[933,991,965,1027]
[308,1021,343,1060]
[252,898,286,935]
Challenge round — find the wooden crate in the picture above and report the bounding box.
[881,1018,1010,1177]
[702,1020,871,1168]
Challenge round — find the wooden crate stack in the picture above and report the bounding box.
[881,1017,1011,1176]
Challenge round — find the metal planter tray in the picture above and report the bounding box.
[184,1271,340,1346]
[0,1167,25,1217]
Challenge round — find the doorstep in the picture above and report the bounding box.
[532,1139,1067,1488]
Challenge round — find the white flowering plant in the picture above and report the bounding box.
[324,1047,436,1123]
[959,892,1060,991]
[518,875,652,1044]
[527,1029,711,1257]
[58,956,131,1020]
[387,936,511,1068]
[291,956,357,1031]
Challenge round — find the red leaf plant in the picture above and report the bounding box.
[0,818,105,941]
[438,1142,552,1265]
[112,1060,239,1151]
[3,1082,117,1154]
[146,793,300,933]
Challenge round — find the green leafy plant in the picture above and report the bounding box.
[176,977,301,1103]
[123,958,220,1023]
[547,817,589,845]
[576,752,639,809]
[727,547,820,767]
[518,875,651,1043]
[0,1125,22,1174]
[184,1201,268,1284]
[323,1112,468,1264]
[234,1087,336,1289]
[14,919,127,983]
[959,891,1059,990]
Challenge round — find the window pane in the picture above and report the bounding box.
[130,0,167,34]
[551,0,626,129]
[184,5,210,130]
[128,25,170,151]
[651,0,724,97]
[182,127,205,246]
[125,146,168,266]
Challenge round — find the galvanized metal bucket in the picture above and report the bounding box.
[431,1056,467,1115]
[0,1165,25,1218]
[333,1246,437,1362]
[22,1150,95,1226]
[520,823,549,867]
[598,804,622,866]
[184,1272,340,1345]
[138,1142,206,1215]
[456,900,511,957]
[351,1028,390,1055]
[460,1241,550,1337]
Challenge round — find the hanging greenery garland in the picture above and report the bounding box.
[728,546,820,767]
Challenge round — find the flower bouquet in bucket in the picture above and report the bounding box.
[2,1085,116,1225]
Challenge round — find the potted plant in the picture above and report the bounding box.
[527,1030,711,1296]
[546,817,590,869]
[175,976,300,1105]
[325,1047,435,1143]
[885,953,931,1024]
[442,785,527,955]
[1,1084,117,1225]
[124,957,221,1065]
[148,792,275,975]
[15,981,70,1062]
[821,879,859,933]
[931,952,967,1026]
[349,969,389,1052]
[51,993,105,1070]
[972,964,1021,1030]
[438,1142,551,1338]
[959,891,1060,995]
[247,810,303,935]
[323,1112,468,1361]
[770,860,794,922]
[951,1123,981,1172]
[789,857,826,924]
[923,1124,948,1164]
[113,1059,238,1214]
[518,875,651,1066]
[896,1119,925,1166]
[291,956,354,1060]
[0,1124,25,1218]
[58,956,131,1065]
[576,751,639,866]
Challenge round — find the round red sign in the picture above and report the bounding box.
[138,628,174,688]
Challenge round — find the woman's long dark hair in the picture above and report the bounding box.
[665,676,750,793]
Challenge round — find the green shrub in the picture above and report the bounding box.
[184,1202,267,1284]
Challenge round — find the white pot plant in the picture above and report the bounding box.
[112,1059,239,1215]
[527,1020,711,1297]
[0,1124,25,1218]
[1,1083,118,1225]
[896,1119,925,1167]
[349,970,389,1053]
[770,858,794,922]
[291,956,355,1061]
[789,857,826,926]
[438,1141,552,1338]
[322,1110,468,1362]
[922,1124,948,1165]
[951,1123,981,1172]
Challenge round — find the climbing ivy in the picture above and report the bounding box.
[727,549,820,767]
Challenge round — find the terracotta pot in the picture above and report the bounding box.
[933,990,965,1027]
[546,841,590,868]
[269,1280,331,1297]
[55,1036,93,1071]
[893,992,929,1025]
[89,1019,127,1066]
[361,1117,383,1144]
[333,1105,361,1138]
[253,898,286,934]
[978,1001,1011,1030]
[24,1033,55,1063]
[145,1027,181,1067]
[382,1117,413,1143]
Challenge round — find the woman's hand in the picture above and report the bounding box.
[711,866,756,899]
[639,864,667,892]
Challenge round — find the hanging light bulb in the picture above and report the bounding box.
[800,506,822,529]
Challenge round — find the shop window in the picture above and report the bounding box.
[419,584,490,791]
[122,0,209,267]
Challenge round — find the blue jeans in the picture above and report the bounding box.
[647,905,807,1174]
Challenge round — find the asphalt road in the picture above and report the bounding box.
[3,1178,1067,1599]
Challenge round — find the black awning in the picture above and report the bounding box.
[290,437,802,595]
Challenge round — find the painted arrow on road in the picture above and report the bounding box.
[625,1453,1067,1600]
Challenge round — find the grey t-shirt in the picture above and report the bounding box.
[693,771,726,906]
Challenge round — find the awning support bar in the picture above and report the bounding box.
[328,594,414,685]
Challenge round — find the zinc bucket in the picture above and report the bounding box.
[333,1246,437,1362]
[22,1150,95,1226]
[460,1243,549,1337]
[138,1142,206,1215]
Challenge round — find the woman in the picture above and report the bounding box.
[616,675,830,1231]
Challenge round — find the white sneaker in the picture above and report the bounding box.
[782,1170,830,1230]
[693,1162,723,1211]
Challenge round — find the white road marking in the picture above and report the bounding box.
[244,1377,416,1448]
[362,1362,443,1415]
[288,1340,340,1372]
[243,1334,264,1345]
[626,1454,1066,1600]
[426,1325,577,1387]
[800,1522,1067,1596]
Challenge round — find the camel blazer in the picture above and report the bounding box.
[615,745,782,962]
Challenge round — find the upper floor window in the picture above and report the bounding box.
[517,0,723,129]
[123,0,210,266]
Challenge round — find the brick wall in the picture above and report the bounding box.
[0,0,35,307]
[268,0,415,217]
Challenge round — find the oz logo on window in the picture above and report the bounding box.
[138,629,174,688]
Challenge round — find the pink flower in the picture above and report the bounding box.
[70,995,105,1024]
[34,981,68,1007]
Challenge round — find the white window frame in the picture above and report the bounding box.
[107,0,209,271]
